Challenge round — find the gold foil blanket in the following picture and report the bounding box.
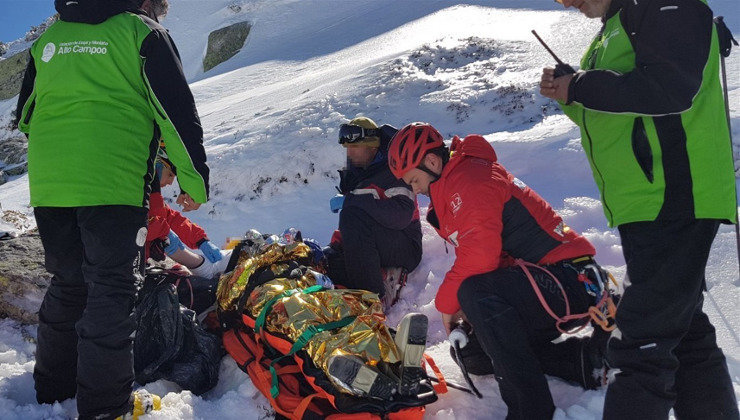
[217,241,400,392]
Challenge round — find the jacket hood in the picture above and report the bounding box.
[55,0,144,24]
[431,134,497,196]
[449,134,497,163]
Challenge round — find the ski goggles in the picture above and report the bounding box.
[338,124,380,144]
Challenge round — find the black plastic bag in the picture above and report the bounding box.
[134,282,222,395]
[144,268,219,316]
[174,276,220,316]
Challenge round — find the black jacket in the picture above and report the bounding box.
[567,0,713,115]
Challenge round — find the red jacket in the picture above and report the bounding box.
[145,191,208,259]
[428,135,595,314]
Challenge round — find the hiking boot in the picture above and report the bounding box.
[380,267,407,310]
[114,389,161,420]
[580,331,609,390]
[394,313,428,396]
[327,355,397,400]
[190,249,233,279]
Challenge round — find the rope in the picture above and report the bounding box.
[514,259,614,334]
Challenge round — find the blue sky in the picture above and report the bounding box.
[0,0,57,44]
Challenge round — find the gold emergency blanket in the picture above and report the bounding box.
[216,241,312,313]
[216,241,400,379]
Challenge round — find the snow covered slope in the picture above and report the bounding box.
[0,0,738,418]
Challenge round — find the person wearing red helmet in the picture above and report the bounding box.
[388,122,616,419]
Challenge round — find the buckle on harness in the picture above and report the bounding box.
[577,263,617,298]
[588,296,617,332]
[579,264,618,332]
[573,261,619,332]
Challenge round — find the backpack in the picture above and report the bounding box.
[133,281,222,395]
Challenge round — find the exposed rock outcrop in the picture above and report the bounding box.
[0,50,30,101]
[203,21,251,72]
[0,135,28,185]
[0,232,49,324]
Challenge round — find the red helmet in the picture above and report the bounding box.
[388,122,445,178]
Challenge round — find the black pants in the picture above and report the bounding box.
[457,261,596,420]
[604,219,739,420]
[327,206,422,297]
[34,206,147,419]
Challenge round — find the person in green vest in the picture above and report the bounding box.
[540,0,739,418]
[14,0,207,418]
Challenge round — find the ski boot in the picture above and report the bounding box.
[327,354,397,400]
[394,313,428,396]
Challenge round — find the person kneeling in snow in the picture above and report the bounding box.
[388,122,618,419]
[325,117,422,309]
[147,152,231,279]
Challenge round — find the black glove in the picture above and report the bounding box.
[554,62,576,78]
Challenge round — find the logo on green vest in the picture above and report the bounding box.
[57,40,109,57]
[41,43,56,63]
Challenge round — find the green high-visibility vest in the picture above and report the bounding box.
[561,3,736,227]
[19,12,207,207]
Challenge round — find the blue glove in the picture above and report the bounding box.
[330,194,345,213]
[199,240,222,263]
[164,230,185,255]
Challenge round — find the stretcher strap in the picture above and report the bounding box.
[292,393,321,420]
[269,316,357,398]
[423,353,448,394]
[229,328,322,419]
[253,283,353,398]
